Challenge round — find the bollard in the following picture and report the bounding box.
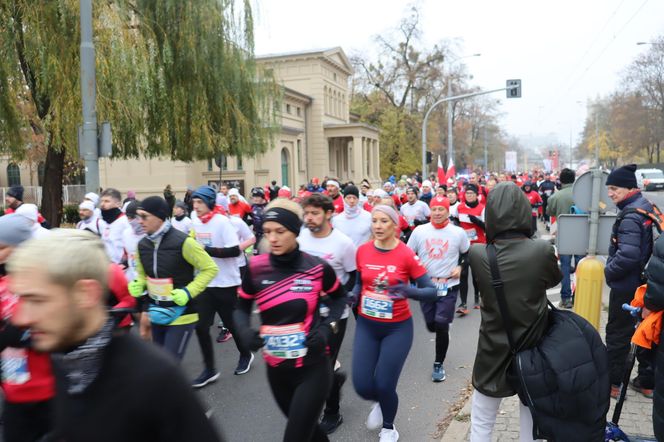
[572,256,604,330]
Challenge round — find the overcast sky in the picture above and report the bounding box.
[253,0,664,149]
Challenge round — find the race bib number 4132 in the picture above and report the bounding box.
[361,291,394,319]
[260,323,307,359]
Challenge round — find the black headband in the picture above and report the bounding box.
[263,207,302,235]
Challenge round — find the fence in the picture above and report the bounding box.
[1,185,87,210]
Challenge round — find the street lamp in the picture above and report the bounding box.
[446,53,481,172]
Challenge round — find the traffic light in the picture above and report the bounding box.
[426,151,433,164]
[506,79,521,98]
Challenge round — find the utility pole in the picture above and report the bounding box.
[79,0,99,193]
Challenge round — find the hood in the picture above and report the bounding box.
[486,182,532,242]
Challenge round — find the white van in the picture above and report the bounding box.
[636,168,664,191]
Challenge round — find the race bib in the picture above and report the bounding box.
[260,323,308,359]
[195,232,213,247]
[1,348,30,385]
[464,228,478,241]
[147,277,174,302]
[436,281,449,297]
[361,291,394,319]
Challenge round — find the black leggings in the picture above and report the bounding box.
[195,286,249,370]
[459,260,479,305]
[435,323,450,364]
[324,317,348,416]
[267,361,332,442]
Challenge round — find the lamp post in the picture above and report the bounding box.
[446,53,481,171]
[79,0,99,193]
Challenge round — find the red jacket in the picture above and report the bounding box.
[524,191,543,217]
[0,276,55,403]
[108,264,136,328]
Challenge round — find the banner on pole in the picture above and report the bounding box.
[505,151,518,172]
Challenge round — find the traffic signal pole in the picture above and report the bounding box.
[422,83,520,177]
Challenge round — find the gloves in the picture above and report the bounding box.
[170,288,191,306]
[237,328,264,352]
[128,280,146,297]
[386,282,410,300]
[468,215,480,223]
[305,326,331,356]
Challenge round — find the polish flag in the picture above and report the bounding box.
[437,155,446,185]
[445,157,456,181]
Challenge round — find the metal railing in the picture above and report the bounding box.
[0,185,86,209]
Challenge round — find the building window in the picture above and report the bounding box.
[296,107,301,117]
[237,155,243,171]
[333,72,337,82]
[286,103,291,114]
[37,161,45,186]
[207,158,213,172]
[7,163,20,186]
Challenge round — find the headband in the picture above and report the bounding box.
[263,207,302,235]
[372,205,399,225]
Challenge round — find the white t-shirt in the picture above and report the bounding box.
[229,215,254,268]
[331,209,372,247]
[171,216,192,235]
[122,227,145,282]
[449,201,460,219]
[406,222,470,287]
[102,215,131,264]
[297,227,356,320]
[76,216,104,236]
[400,200,431,226]
[191,213,240,287]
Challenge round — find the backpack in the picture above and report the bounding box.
[487,244,610,441]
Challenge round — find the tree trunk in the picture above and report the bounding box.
[41,146,65,227]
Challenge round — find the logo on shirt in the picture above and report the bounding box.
[425,238,449,260]
[291,279,313,292]
[386,265,397,273]
[261,280,276,285]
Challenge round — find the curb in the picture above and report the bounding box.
[440,393,472,442]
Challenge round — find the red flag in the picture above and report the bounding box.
[445,157,456,182]
[437,155,445,185]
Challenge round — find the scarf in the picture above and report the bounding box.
[53,318,114,395]
[147,219,171,242]
[174,214,186,222]
[343,202,361,219]
[100,208,122,224]
[466,199,479,208]
[431,219,450,229]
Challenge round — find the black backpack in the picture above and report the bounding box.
[487,244,610,441]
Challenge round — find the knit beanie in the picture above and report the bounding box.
[125,201,140,218]
[465,184,479,194]
[0,214,32,246]
[7,185,24,202]
[606,164,638,189]
[192,185,217,209]
[138,196,170,221]
[343,185,360,198]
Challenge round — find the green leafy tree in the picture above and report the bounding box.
[0,0,277,225]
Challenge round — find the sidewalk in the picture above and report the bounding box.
[442,287,656,441]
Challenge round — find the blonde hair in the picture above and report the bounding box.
[266,197,303,219]
[7,229,109,289]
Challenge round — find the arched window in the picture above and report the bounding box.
[37,161,45,186]
[7,163,20,186]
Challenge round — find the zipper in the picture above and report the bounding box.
[153,238,160,278]
[516,355,536,408]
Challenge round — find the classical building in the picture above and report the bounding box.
[1,47,380,200]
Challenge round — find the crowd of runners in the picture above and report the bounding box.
[0,168,619,441]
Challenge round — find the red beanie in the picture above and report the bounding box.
[429,196,450,210]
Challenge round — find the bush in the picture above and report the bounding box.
[62,204,81,225]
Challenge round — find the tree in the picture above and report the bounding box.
[0,0,277,225]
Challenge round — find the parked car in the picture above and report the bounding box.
[636,168,664,191]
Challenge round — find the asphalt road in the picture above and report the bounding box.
[181,298,482,441]
[644,190,664,208]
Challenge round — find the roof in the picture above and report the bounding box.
[256,47,353,75]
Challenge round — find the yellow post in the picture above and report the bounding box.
[572,256,604,330]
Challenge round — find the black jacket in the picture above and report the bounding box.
[50,334,223,442]
[645,233,664,441]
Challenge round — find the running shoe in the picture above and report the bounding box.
[319,413,343,434]
[560,298,574,309]
[432,362,446,382]
[234,353,254,375]
[334,359,341,371]
[192,369,220,388]
[630,378,654,399]
[379,426,399,441]
[366,402,383,430]
[216,328,232,343]
[456,304,469,316]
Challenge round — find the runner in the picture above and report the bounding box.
[127,196,218,361]
[189,186,253,388]
[234,198,346,442]
[171,201,192,234]
[0,215,54,442]
[353,205,438,441]
[522,181,543,237]
[332,184,372,247]
[249,187,268,251]
[298,194,357,434]
[446,188,460,223]
[76,200,103,236]
[229,188,252,220]
[325,180,344,214]
[8,230,222,442]
[14,204,49,238]
[456,184,486,314]
[99,188,131,264]
[399,186,430,231]
[121,201,144,284]
[407,196,470,382]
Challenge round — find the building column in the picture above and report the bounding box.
[352,136,363,182]
[374,138,380,180]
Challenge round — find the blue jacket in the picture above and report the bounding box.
[605,192,654,292]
